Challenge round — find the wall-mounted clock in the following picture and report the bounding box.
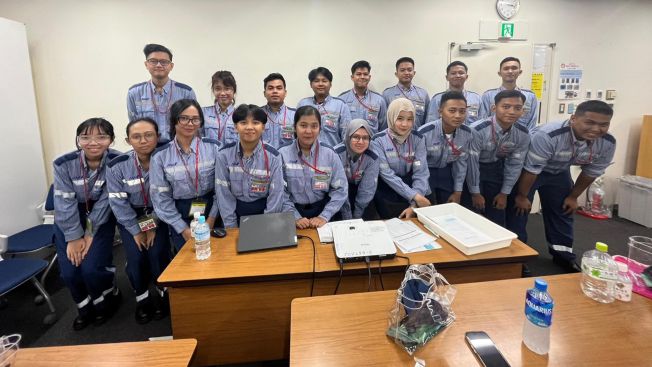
[496,0,520,20]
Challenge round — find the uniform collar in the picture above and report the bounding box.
[237,141,263,159]
[492,116,510,134]
[174,136,200,154]
[216,103,234,115]
[398,84,414,93]
[353,88,369,99]
[296,139,319,158]
[567,120,589,147]
[499,85,520,92]
[265,103,286,114]
[149,79,172,95]
[313,95,332,105]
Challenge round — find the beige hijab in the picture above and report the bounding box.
[387,97,415,144]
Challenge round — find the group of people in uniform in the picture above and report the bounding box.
[52,43,616,330]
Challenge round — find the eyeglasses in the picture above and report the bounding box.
[351,135,370,142]
[178,116,202,125]
[78,135,111,145]
[129,132,158,142]
[146,58,171,67]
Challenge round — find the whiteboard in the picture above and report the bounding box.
[0,17,48,235]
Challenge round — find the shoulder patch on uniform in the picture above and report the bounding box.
[332,96,347,104]
[151,142,171,157]
[107,150,121,161]
[483,87,500,94]
[174,82,192,91]
[474,119,492,131]
[201,137,219,145]
[337,90,349,97]
[54,151,79,166]
[107,154,129,168]
[372,131,387,140]
[548,126,571,138]
[513,123,529,134]
[219,141,236,151]
[128,81,146,90]
[601,133,616,144]
[319,142,335,151]
[418,123,436,134]
[382,86,394,93]
[263,143,279,156]
[333,143,346,154]
[364,149,379,160]
[369,90,383,98]
[287,106,296,111]
[459,125,471,133]
[411,130,424,138]
[519,88,534,94]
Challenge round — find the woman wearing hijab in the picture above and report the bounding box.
[371,98,431,219]
[333,119,380,219]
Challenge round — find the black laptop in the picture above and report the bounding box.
[237,212,298,253]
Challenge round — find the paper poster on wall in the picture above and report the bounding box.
[558,63,582,100]
[531,73,544,99]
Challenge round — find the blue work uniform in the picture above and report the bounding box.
[53,148,121,317]
[201,103,238,148]
[106,151,171,305]
[150,136,220,250]
[333,143,380,219]
[215,141,286,228]
[127,80,196,143]
[426,90,482,125]
[382,84,430,128]
[479,87,538,131]
[418,119,474,204]
[338,89,388,135]
[512,120,616,262]
[279,141,348,221]
[297,95,352,148]
[261,104,297,149]
[371,129,430,219]
[466,116,531,226]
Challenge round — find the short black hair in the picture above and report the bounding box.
[264,73,286,89]
[395,57,415,70]
[126,117,158,137]
[76,118,115,148]
[575,100,614,117]
[446,61,468,74]
[143,44,172,60]
[494,90,526,105]
[211,70,237,94]
[499,56,521,68]
[293,105,321,138]
[169,99,204,139]
[440,91,467,107]
[351,60,371,75]
[308,67,333,83]
[232,104,268,125]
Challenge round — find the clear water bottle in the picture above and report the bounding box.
[194,216,211,261]
[522,278,553,355]
[190,212,201,240]
[580,242,618,303]
[614,262,633,302]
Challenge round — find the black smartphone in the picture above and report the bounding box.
[465,331,511,367]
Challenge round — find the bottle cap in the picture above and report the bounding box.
[193,212,200,219]
[534,278,548,292]
[198,216,206,224]
[617,262,628,273]
[595,242,608,252]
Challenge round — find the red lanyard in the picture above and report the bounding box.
[444,130,461,156]
[213,105,233,140]
[354,90,374,111]
[264,105,288,128]
[387,134,413,163]
[239,143,270,179]
[298,142,327,175]
[149,81,174,114]
[174,139,200,195]
[78,153,97,215]
[133,153,150,208]
[315,99,329,117]
[350,154,366,180]
[398,85,422,104]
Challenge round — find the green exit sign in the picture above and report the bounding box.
[501,23,514,38]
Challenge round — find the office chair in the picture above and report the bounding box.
[0,234,57,326]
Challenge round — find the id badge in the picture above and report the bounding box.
[189,200,206,217]
[137,214,157,231]
[367,108,378,122]
[414,101,425,114]
[250,177,269,193]
[281,126,294,140]
[324,113,337,128]
[468,105,479,117]
[84,217,93,236]
[313,174,330,191]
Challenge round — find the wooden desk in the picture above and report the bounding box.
[290,274,652,366]
[158,219,537,366]
[14,339,197,367]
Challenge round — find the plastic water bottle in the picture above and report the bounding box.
[614,262,633,302]
[580,242,618,303]
[522,279,553,355]
[190,212,201,240]
[194,216,211,261]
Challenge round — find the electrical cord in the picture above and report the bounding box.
[333,259,344,295]
[365,256,372,292]
[297,235,316,297]
[378,259,385,291]
[395,255,411,272]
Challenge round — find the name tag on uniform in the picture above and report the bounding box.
[367,107,379,122]
[324,113,338,128]
[137,214,157,232]
[250,177,269,193]
[281,126,294,140]
[468,105,479,117]
[189,200,206,217]
[414,101,425,114]
[313,174,330,190]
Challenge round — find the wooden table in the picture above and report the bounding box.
[158,219,537,366]
[290,274,652,366]
[14,339,197,366]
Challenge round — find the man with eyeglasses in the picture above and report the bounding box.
[127,44,196,143]
[511,100,616,273]
[426,61,481,125]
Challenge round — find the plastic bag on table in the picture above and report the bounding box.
[386,264,456,355]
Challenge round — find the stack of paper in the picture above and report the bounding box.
[385,218,441,254]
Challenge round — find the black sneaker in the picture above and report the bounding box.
[552,256,581,273]
[73,306,95,331]
[95,289,122,326]
[135,300,153,325]
[153,292,169,321]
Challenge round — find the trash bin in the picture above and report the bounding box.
[617,175,652,227]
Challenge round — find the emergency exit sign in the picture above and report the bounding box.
[501,23,514,38]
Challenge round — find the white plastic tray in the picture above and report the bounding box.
[414,203,516,255]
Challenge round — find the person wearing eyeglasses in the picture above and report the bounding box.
[333,119,379,220]
[382,57,430,129]
[261,73,296,149]
[150,99,220,251]
[127,44,196,143]
[426,61,482,125]
[53,118,122,331]
[511,100,616,272]
[372,98,431,220]
[201,70,239,147]
[418,91,475,205]
[280,106,348,229]
[215,104,286,228]
[338,61,387,135]
[106,118,171,325]
[297,67,352,148]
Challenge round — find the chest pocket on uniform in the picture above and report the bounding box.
[136,99,155,115]
[322,112,339,132]
[199,163,215,192]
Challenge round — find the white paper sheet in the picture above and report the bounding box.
[385,218,440,253]
[430,214,492,246]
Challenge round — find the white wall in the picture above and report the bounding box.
[1,0,651,204]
